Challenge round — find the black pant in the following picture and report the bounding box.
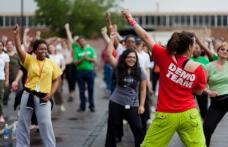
[64,63,77,92]
[140,95,151,136]
[105,101,144,147]
[195,92,208,119]
[203,95,228,146]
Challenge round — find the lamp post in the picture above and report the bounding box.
[21,0,24,40]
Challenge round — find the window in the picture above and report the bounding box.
[161,16,166,26]
[5,16,10,26]
[210,16,215,26]
[222,15,227,26]
[138,16,143,25]
[0,16,3,26]
[217,15,222,26]
[186,16,191,26]
[181,16,185,25]
[169,16,173,26]
[10,16,16,26]
[151,16,155,25]
[193,16,199,26]
[156,16,160,26]
[205,16,209,26]
[199,16,203,26]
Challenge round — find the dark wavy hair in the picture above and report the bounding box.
[116,49,141,87]
[167,31,194,55]
[32,39,48,52]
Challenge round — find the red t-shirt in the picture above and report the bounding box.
[152,44,206,112]
[101,48,118,64]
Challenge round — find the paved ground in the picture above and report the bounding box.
[1,74,228,147]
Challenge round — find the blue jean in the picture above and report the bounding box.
[77,70,95,110]
[103,64,113,91]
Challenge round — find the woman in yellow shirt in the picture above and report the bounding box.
[13,25,62,147]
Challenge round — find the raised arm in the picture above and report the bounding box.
[122,9,154,49]
[64,23,73,45]
[13,24,26,63]
[101,27,111,43]
[107,33,117,68]
[23,28,30,50]
[193,33,214,60]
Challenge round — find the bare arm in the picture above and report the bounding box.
[11,69,23,91]
[23,28,30,50]
[64,23,73,45]
[122,9,154,49]
[13,25,26,63]
[60,58,66,71]
[194,33,214,60]
[101,27,111,43]
[14,70,23,83]
[138,80,147,114]
[4,62,9,87]
[146,68,153,95]
[107,35,117,68]
[42,77,60,101]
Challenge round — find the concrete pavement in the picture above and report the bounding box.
[1,74,228,147]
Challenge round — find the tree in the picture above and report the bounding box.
[34,0,125,38]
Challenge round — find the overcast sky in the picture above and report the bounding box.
[0,0,228,14]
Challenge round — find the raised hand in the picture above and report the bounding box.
[13,24,20,35]
[101,27,107,34]
[122,9,133,21]
[64,23,70,30]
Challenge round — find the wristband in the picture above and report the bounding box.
[128,18,137,27]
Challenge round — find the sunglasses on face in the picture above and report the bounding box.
[220,48,228,53]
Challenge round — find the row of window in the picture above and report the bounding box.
[1,15,228,28]
[0,16,45,27]
[134,15,228,28]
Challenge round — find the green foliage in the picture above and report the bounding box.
[34,0,124,38]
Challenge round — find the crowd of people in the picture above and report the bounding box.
[0,8,227,147]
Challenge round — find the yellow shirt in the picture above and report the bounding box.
[22,53,62,93]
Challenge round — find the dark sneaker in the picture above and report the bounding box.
[90,108,96,112]
[115,137,122,143]
[77,108,85,112]
[3,101,8,106]
[67,97,73,102]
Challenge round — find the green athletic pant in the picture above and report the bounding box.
[141,108,206,147]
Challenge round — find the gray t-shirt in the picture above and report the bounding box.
[110,70,146,107]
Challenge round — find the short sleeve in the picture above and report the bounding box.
[22,53,32,69]
[140,70,147,81]
[91,47,97,58]
[72,43,80,61]
[151,44,168,67]
[194,65,207,91]
[145,53,151,69]
[4,54,10,62]
[51,61,62,80]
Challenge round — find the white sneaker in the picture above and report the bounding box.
[151,106,156,113]
[123,119,127,125]
[0,115,5,123]
[60,105,66,112]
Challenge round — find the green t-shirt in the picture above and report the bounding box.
[72,43,97,71]
[212,54,218,61]
[190,56,209,68]
[205,61,228,96]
